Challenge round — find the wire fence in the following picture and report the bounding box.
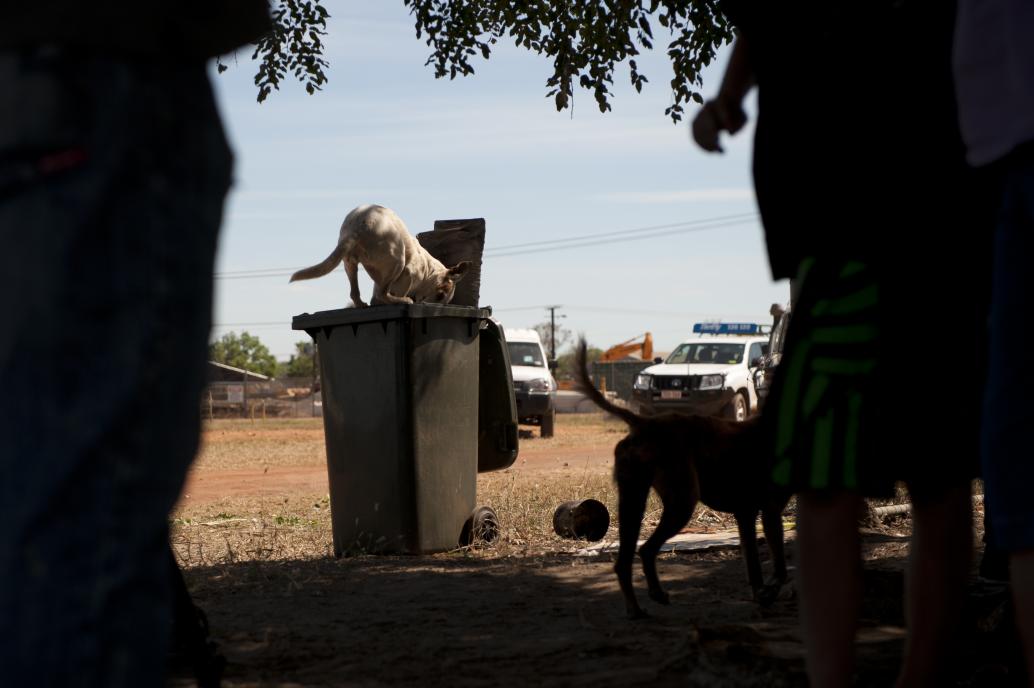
[202,378,322,419]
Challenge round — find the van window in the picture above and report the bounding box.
[507,342,545,367]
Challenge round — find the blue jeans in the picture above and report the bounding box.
[983,147,1034,552]
[0,50,231,686]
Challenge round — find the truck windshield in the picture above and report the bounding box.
[665,343,745,365]
[508,342,545,367]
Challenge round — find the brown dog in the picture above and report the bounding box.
[574,339,790,619]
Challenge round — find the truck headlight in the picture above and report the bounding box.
[634,374,653,391]
[528,377,552,393]
[698,374,724,391]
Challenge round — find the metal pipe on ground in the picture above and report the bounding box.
[871,493,984,519]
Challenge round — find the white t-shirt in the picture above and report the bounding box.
[954,0,1034,166]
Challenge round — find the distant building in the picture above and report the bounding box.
[207,361,270,383]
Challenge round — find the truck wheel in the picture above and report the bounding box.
[540,408,556,438]
[726,393,748,422]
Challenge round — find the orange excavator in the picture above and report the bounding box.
[556,332,655,392]
[599,332,654,362]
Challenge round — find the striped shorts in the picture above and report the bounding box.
[769,258,891,497]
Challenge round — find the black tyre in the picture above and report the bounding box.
[725,392,748,422]
[459,506,500,547]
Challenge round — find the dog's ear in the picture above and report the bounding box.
[446,261,471,282]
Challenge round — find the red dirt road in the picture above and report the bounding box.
[180,437,615,507]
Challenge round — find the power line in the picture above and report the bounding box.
[491,305,552,312]
[211,304,771,329]
[493,304,771,321]
[564,305,767,320]
[211,323,291,331]
[213,266,306,277]
[485,217,756,258]
[482,212,757,254]
[212,212,760,280]
[212,321,289,326]
[216,270,301,281]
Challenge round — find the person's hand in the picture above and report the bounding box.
[691,94,748,153]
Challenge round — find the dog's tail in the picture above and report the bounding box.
[573,337,643,428]
[289,243,348,283]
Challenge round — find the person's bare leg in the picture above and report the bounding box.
[798,490,863,688]
[1010,550,1034,685]
[895,483,973,688]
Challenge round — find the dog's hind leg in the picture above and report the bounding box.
[344,258,367,308]
[735,510,766,602]
[615,468,651,619]
[757,505,788,606]
[639,479,695,607]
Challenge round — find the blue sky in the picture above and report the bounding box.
[209,2,789,360]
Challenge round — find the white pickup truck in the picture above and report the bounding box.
[630,323,770,422]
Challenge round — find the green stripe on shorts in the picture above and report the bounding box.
[842,392,863,489]
[812,357,877,376]
[810,409,835,489]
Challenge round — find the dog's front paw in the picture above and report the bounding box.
[352,299,369,308]
[755,583,783,607]
[648,588,670,606]
[627,606,650,620]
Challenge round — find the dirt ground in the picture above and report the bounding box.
[178,424,615,505]
[170,417,1021,688]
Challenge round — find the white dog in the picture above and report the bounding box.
[290,204,470,307]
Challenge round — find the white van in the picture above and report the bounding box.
[503,328,557,438]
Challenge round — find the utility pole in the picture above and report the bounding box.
[545,305,565,371]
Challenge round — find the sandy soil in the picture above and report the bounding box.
[181,445,614,506]
[180,417,620,507]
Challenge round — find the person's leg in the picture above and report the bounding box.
[894,483,973,688]
[0,54,230,687]
[764,257,881,687]
[983,149,1034,685]
[1008,552,1034,684]
[797,490,863,688]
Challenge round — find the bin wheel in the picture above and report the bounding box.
[540,408,556,438]
[459,506,500,547]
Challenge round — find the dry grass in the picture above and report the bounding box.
[172,493,335,566]
[172,415,917,570]
[170,467,647,567]
[170,483,742,570]
[172,414,750,568]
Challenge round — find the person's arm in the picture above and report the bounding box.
[692,34,754,153]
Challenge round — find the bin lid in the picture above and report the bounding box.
[292,304,493,332]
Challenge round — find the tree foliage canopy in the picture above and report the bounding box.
[278,340,319,379]
[532,321,573,359]
[404,0,731,121]
[229,0,330,102]
[554,345,603,381]
[209,331,278,378]
[246,1,731,121]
